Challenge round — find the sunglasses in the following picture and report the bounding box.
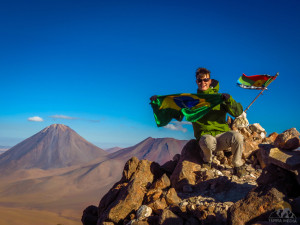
[197,78,210,83]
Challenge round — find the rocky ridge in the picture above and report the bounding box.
[82,124,300,225]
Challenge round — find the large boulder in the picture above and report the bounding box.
[256,143,300,185]
[274,128,300,150]
[97,157,139,220]
[268,147,300,171]
[227,186,286,225]
[97,157,162,224]
[170,140,203,191]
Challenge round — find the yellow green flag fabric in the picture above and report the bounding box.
[150,93,224,127]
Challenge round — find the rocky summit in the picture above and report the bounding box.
[82,125,300,225]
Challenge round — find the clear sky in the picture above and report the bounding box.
[0,0,299,148]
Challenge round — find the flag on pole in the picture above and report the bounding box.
[237,72,279,112]
[237,73,277,90]
[150,93,223,127]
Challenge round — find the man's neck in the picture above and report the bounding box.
[197,88,212,94]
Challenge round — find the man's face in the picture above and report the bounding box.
[196,74,211,91]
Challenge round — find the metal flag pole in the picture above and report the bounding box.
[244,72,279,113]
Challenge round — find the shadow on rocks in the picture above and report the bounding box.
[82,205,98,225]
[179,176,256,203]
[227,163,300,225]
[159,217,184,225]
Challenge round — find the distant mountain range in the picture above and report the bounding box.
[0,124,188,223]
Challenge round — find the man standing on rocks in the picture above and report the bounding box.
[151,67,247,177]
[192,67,246,177]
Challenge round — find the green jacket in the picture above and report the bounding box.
[192,79,243,140]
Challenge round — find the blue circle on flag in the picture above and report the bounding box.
[173,96,199,108]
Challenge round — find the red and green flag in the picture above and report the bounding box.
[237,72,279,112]
[237,73,277,90]
[150,93,223,127]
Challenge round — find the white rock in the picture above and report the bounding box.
[215,170,223,176]
[190,204,196,210]
[136,205,152,220]
[260,132,266,139]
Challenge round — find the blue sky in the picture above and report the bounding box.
[0,0,299,148]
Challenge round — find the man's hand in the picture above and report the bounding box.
[221,93,230,101]
[150,95,158,101]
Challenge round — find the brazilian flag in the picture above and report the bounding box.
[150,93,223,127]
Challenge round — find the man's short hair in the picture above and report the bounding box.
[196,68,211,78]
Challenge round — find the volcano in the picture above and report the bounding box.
[0,124,107,171]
